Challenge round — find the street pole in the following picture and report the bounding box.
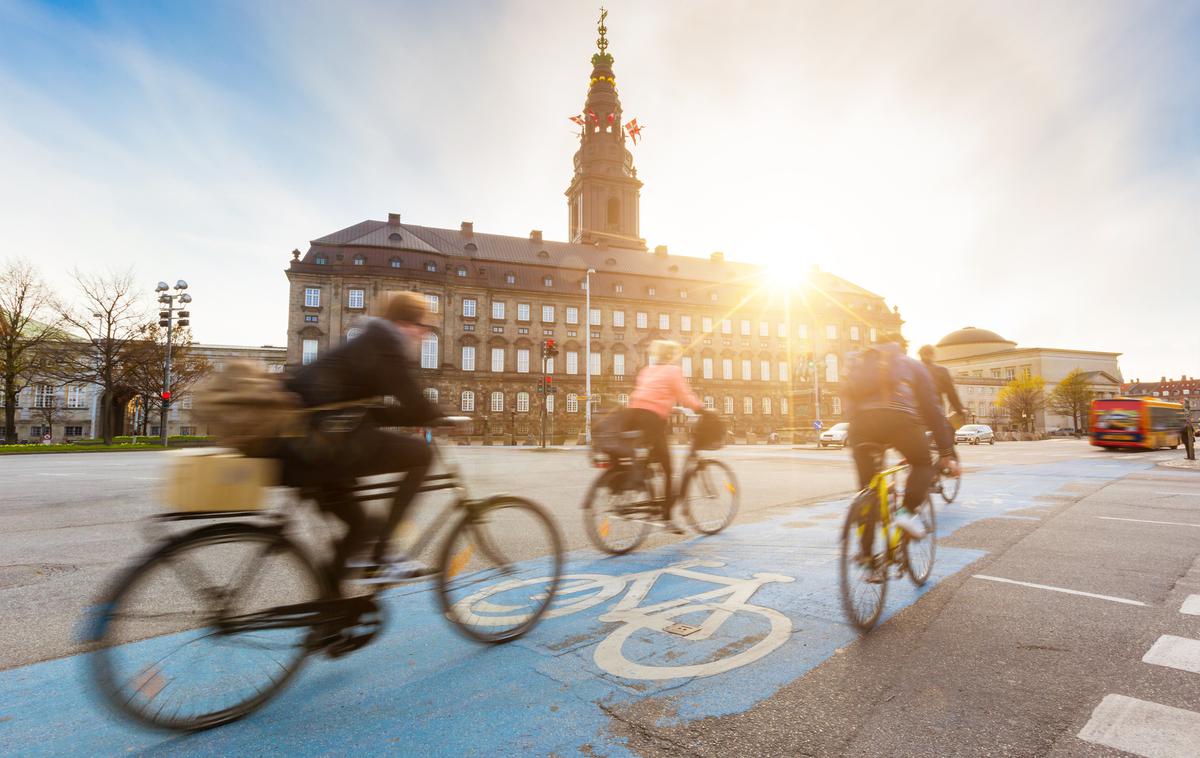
[89,312,102,439]
[814,354,822,427]
[585,268,595,445]
[160,313,173,447]
[540,344,547,449]
[155,280,192,448]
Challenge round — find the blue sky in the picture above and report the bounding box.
[2,0,1198,379]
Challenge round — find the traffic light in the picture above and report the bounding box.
[546,376,557,394]
[161,390,171,409]
[178,319,189,327]
[542,338,558,357]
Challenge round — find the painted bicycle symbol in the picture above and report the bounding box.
[452,559,795,680]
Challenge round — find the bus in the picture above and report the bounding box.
[1089,397,1185,450]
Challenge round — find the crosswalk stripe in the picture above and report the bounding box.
[1143,635,1200,675]
[1181,595,1200,616]
[1078,694,1200,758]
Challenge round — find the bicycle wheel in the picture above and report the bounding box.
[839,490,888,633]
[903,494,937,586]
[86,523,326,731]
[438,496,564,643]
[682,459,739,535]
[583,467,653,554]
[938,471,960,504]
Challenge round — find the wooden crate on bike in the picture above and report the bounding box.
[163,448,279,512]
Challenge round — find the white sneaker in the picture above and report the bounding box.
[893,512,927,541]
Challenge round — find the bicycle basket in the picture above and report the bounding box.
[163,449,279,512]
[691,410,726,450]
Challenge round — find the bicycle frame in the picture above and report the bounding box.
[859,461,910,562]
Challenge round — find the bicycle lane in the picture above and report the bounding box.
[0,456,1153,757]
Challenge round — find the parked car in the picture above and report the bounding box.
[819,422,849,448]
[1049,427,1076,437]
[955,424,995,445]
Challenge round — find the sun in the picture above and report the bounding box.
[759,257,812,294]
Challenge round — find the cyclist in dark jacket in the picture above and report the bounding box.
[845,337,959,539]
[919,344,966,431]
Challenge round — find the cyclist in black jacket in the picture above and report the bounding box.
[919,344,966,432]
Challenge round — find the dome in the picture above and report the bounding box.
[935,327,1017,361]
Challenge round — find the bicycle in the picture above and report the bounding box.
[82,416,564,732]
[839,443,937,632]
[582,412,739,554]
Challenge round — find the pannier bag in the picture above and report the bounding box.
[193,360,304,457]
[692,409,726,450]
[590,408,635,461]
[164,448,278,512]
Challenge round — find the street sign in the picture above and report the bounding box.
[812,420,823,431]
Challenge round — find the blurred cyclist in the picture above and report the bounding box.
[283,291,440,589]
[918,344,966,433]
[845,334,959,540]
[625,339,703,531]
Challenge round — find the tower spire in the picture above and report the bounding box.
[565,8,645,250]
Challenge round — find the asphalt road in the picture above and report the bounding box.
[1,440,1197,756]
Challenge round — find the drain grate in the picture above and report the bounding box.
[663,623,701,637]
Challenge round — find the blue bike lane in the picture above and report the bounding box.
[0,456,1151,757]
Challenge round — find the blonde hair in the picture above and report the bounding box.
[650,340,681,364]
[383,291,428,324]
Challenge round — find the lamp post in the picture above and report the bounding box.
[584,268,596,444]
[155,280,192,447]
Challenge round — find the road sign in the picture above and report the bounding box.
[812,420,823,431]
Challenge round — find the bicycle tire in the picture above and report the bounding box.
[839,490,888,633]
[582,467,652,554]
[86,523,326,732]
[938,471,960,504]
[903,494,937,586]
[682,459,740,535]
[437,496,564,643]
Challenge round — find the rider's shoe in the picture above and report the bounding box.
[352,556,429,585]
[893,512,927,541]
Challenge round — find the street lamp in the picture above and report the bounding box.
[156,279,192,447]
[584,268,596,445]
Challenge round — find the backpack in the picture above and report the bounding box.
[193,361,305,457]
[845,346,897,405]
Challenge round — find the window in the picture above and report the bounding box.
[781,397,789,415]
[425,261,437,272]
[463,299,476,317]
[566,394,579,413]
[614,283,624,294]
[545,356,555,373]
[704,396,716,410]
[347,289,364,309]
[566,351,579,374]
[740,320,751,336]
[566,306,579,324]
[491,301,505,320]
[850,325,860,341]
[777,323,787,338]
[682,356,693,377]
[315,255,328,265]
[353,255,365,266]
[426,294,439,314]
[517,392,530,412]
[636,312,648,329]
[589,352,601,376]
[304,314,318,323]
[832,396,842,415]
[679,289,688,299]
[612,310,625,328]
[456,267,467,277]
[703,357,714,379]
[648,287,656,296]
[710,292,719,302]
[461,346,476,371]
[722,319,732,335]
[390,257,402,268]
[423,388,439,403]
[65,426,83,437]
[617,393,629,406]
[613,354,625,376]
[658,313,670,330]
[744,396,754,415]
[762,397,772,415]
[66,385,85,408]
[590,308,601,326]
[517,349,530,373]
[543,276,553,287]
[797,324,808,339]
[304,288,320,308]
[869,327,877,342]
[461,391,475,411]
[680,315,692,332]
[825,324,837,339]
[760,360,771,381]
[825,353,838,382]
[723,358,734,380]
[724,396,734,415]
[420,333,438,369]
[490,392,504,412]
[741,359,752,380]
[517,303,530,321]
[302,339,318,365]
[778,362,789,382]
[1005,367,1016,380]
[505,273,516,284]
[491,347,505,372]
[346,327,363,341]
[702,316,713,333]
[541,305,554,323]
[546,394,554,413]
[34,384,54,408]
[758,322,769,337]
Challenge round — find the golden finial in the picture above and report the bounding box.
[597,7,608,55]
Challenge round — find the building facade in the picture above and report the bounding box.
[1123,376,1200,416]
[283,19,904,441]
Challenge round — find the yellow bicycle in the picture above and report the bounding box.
[838,443,937,632]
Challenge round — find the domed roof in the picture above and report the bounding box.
[937,327,1012,348]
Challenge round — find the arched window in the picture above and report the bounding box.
[389,257,402,268]
[546,395,554,413]
[461,391,475,412]
[352,254,366,266]
[825,353,839,383]
[490,392,504,412]
[420,333,438,369]
[423,388,439,403]
[832,396,842,415]
[762,397,772,415]
[780,397,789,415]
[606,197,620,230]
[517,392,530,412]
[346,327,363,341]
[724,396,734,415]
[566,393,579,413]
[743,396,754,415]
[617,393,629,406]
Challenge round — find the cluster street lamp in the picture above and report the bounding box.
[155,280,192,447]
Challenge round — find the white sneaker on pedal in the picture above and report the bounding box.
[893,512,927,541]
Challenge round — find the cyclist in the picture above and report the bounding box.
[845,334,959,541]
[918,344,966,433]
[625,339,704,531]
[282,291,440,589]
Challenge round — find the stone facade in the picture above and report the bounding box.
[1123,376,1200,415]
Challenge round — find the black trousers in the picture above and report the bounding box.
[848,409,933,516]
[622,408,673,516]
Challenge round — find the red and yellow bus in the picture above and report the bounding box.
[1089,397,1185,450]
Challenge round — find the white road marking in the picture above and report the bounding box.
[989,515,1042,521]
[972,575,1147,606]
[1182,595,1200,616]
[1153,491,1200,497]
[1143,635,1200,675]
[1097,516,1200,528]
[1078,694,1200,758]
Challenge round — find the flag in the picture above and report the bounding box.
[569,115,586,126]
[586,108,598,124]
[623,118,644,145]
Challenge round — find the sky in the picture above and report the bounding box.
[1,0,1198,381]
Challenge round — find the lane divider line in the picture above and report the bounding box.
[1096,516,1200,528]
[1143,635,1200,675]
[1078,694,1200,757]
[971,575,1148,606]
[1182,595,1200,616]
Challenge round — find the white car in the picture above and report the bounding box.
[955,424,995,445]
[819,422,850,448]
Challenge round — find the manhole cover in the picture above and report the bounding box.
[664,623,701,637]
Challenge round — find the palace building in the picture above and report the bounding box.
[283,15,903,442]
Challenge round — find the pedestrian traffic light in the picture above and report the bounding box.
[542,338,558,358]
[178,319,189,327]
[546,376,557,394]
[159,311,170,319]
[159,319,170,327]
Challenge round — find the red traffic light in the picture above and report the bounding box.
[161,391,171,400]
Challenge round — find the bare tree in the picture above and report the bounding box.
[122,324,211,434]
[0,258,62,444]
[997,374,1046,433]
[53,269,150,444]
[31,384,66,441]
[1047,369,1095,434]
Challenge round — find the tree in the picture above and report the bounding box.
[121,325,211,436]
[1047,369,1094,434]
[0,258,62,444]
[31,383,66,441]
[53,269,150,444]
[997,374,1046,433]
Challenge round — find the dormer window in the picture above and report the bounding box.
[465,243,478,252]
[388,232,402,241]
[537,250,550,259]
[314,255,328,265]
[614,283,623,294]
[647,286,656,296]
[456,267,468,277]
[543,276,553,287]
[605,257,617,266]
[505,272,516,284]
[425,261,437,272]
[679,289,688,299]
[389,257,402,268]
[352,255,366,266]
[710,292,719,302]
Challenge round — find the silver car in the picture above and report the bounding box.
[819,422,850,448]
[956,424,995,445]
